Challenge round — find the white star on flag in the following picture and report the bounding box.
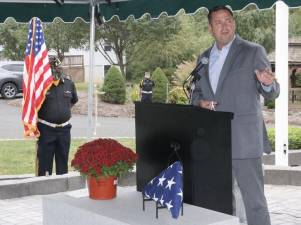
[159,195,164,206]
[157,174,166,186]
[144,192,150,199]
[150,178,155,185]
[152,193,158,202]
[177,189,183,200]
[165,177,176,190]
[165,200,173,210]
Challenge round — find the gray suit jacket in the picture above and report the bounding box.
[191,35,280,159]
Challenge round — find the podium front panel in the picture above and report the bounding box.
[135,102,233,214]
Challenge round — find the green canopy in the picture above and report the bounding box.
[100,0,301,21]
[1,0,301,23]
[0,2,90,23]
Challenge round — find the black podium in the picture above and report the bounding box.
[135,102,233,215]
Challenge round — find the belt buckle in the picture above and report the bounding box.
[55,124,63,128]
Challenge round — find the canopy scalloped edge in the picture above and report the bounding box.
[0,17,90,24]
[99,0,301,22]
[0,2,90,23]
[0,1,300,23]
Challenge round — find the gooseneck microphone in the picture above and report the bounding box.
[183,56,209,101]
[191,57,209,81]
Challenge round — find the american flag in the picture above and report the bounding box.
[22,17,53,137]
[143,161,183,219]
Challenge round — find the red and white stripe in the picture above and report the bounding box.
[22,41,53,137]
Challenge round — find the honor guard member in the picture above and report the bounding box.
[140,72,155,102]
[37,55,78,176]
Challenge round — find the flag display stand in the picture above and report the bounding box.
[142,193,184,219]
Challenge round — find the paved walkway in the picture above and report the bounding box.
[0,185,301,225]
[266,185,301,225]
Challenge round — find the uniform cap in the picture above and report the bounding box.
[49,55,61,68]
[145,72,151,78]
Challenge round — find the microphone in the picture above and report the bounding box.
[191,56,209,81]
[182,56,209,101]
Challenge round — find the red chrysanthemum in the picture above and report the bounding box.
[71,138,137,178]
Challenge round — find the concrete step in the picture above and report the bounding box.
[0,172,86,199]
[1,166,301,200]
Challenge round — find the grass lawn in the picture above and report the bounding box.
[74,82,88,92]
[0,138,135,175]
[75,82,103,93]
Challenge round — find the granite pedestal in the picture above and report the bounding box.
[43,187,239,225]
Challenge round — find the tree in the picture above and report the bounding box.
[94,17,136,79]
[289,8,301,37]
[152,67,169,103]
[127,10,212,82]
[94,13,188,81]
[173,58,197,86]
[101,66,126,104]
[44,18,89,56]
[235,7,275,53]
[0,18,89,60]
[0,18,27,60]
[126,13,181,81]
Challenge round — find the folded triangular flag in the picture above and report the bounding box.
[143,161,183,219]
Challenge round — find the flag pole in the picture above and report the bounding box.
[23,16,53,176]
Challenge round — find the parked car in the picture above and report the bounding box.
[0,61,23,99]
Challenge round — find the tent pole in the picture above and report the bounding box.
[275,1,289,166]
[87,0,96,140]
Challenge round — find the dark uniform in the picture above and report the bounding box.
[290,69,297,88]
[37,74,78,176]
[140,78,155,103]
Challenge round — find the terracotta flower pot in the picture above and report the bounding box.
[87,176,117,200]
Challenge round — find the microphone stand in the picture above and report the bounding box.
[182,58,206,103]
[182,74,192,100]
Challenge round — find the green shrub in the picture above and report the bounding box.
[265,99,275,109]
[100,66,126,104]
[289,127,301,149]
[168,86,188,104]
[152,67,169,103]
[131,84,140,102]
[267,128,275,150]
[267,127,301,151]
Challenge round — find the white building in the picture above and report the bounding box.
[50,42,119,83]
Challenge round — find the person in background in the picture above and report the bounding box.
[140,72,155,103]
[191,5,280,225]
[37,55,78,176]
[290,68,297,88]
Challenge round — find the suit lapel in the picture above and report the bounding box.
[202,48,214,96]
[215,36,242,98]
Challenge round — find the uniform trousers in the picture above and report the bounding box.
[141,93,152,103]
[232,158,271,225]
[37,123,71,176]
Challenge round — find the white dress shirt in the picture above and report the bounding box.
[209,37,235,94]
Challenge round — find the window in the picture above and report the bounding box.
[62,55,83,66]
[104,65,111,76]
[2,64,24,72]
[104,41,112,51]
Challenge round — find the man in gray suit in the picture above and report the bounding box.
[191,6,280,225]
